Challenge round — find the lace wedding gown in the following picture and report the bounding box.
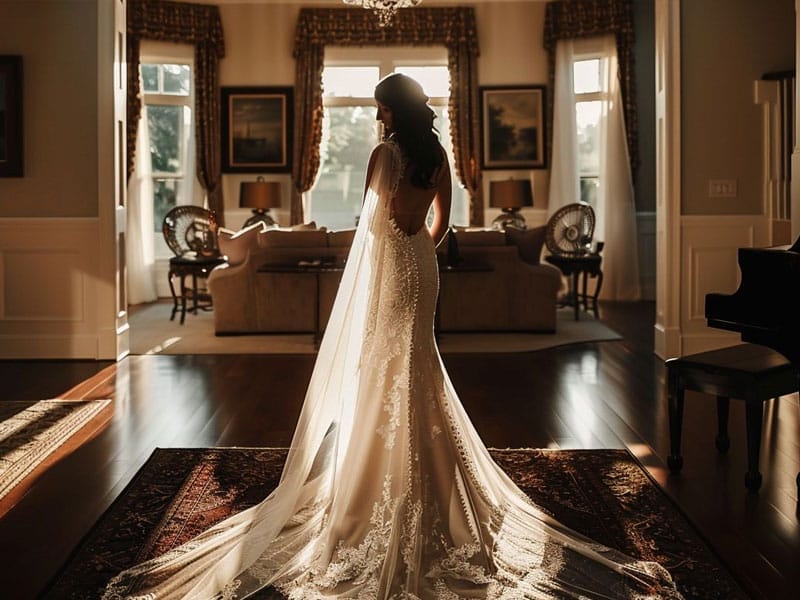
[103,141,682,599]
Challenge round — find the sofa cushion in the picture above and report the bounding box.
[506,225,547,265]
[258,228,329,248]
[217,222,264,266]
[328,228,357,247]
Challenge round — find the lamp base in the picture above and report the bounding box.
[243,209,277,229]
[491,209,526,231]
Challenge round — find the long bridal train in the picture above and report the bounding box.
[103,142,682,599]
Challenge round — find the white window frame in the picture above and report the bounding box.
[139,41,196,259]
[315,46,469,227]
[572,39,610,207]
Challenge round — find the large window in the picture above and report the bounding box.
[140,58,194,257]
[311,48,469,229]
[573,55,607,207]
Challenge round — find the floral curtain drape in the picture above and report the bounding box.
[543,0,638,177]
[292,7,482,225]
[127,0,226,224]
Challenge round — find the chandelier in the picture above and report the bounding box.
[342,0,423,28]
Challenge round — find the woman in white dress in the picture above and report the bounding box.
[104,73,682,599]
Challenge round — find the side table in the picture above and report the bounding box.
[168,254,226,324]
[544,253,603,321]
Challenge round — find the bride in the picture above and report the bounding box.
[104,73,682,599]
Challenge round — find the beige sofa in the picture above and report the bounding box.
[208,223,561,335]
[438,228,561,332]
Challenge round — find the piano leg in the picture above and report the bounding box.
[744,401,764,492]
[667,369,684,473]
[715,397,730,453]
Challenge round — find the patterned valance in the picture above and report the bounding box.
[543,0,638,176]
[127,0,226,224]
[127,0,225,52]
[291,7,483,225]
[293,7,479,53]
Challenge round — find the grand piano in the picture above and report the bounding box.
[704,235,800,492]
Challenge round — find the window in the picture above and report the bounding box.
[140,59,194,257]
[312,48,469,229]
[573,56,606,206]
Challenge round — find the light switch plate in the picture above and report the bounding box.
[708,179,737,198]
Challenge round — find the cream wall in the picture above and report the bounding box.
[474,1,550,226]
[681,0,794,215]
[214,1,554,228]
[677,0,796,356]
[0,0,120,360]
[0,1,98,218]
[13,0,776,358]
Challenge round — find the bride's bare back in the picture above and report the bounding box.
[365,143,452,245]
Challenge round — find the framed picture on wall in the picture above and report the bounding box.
[0,55,24,178]
[221,86,293,173]
[481,85,546,169]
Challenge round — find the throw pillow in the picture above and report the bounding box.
[289,221,319,231]
[506,225,547,265]
[217,222,264,265]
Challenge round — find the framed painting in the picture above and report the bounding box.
[481,85,546,170]
[0,55,23,178]
[221,86,293,173]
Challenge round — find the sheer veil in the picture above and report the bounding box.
[102,142,406,599]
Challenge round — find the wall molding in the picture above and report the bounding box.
[679,214,768,356]
[0,218,107,358]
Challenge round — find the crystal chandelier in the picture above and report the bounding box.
[342,0,423,28]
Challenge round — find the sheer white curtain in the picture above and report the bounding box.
[549,35,640,301]
[126,105,157,305]
[184,106,206,210]
[596,34,640,301]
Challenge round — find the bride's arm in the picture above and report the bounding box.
[362,145,382,204]
[429,160,452,247]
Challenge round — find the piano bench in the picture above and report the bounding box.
[665,343,798,492]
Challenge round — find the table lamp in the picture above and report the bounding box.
[240,176,282,228]
[490,179,533,230]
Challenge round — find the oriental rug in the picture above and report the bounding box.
[0,399,111,515]
[45,448,747,599]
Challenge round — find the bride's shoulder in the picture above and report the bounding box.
[369,141,403,171]
[372,140,401,157]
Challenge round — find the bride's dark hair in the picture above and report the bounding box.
[374,73,444,189]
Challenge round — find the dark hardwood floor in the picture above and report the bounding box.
[1,301,797,599]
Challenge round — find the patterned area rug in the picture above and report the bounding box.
[0,399,111,515]
[46,448,747,599]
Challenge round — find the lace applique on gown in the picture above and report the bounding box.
[103,141,683,599]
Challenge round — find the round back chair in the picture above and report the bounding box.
[545,202,596,256]
[162,206,219,257]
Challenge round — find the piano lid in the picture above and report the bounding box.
[705,235,800,365]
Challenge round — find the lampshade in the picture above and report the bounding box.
[489,179,534,210]
[239,178,282,210]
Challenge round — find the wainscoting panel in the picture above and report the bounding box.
[2,250,84,321]
[680,215,768,355]
[0,218,107,358]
